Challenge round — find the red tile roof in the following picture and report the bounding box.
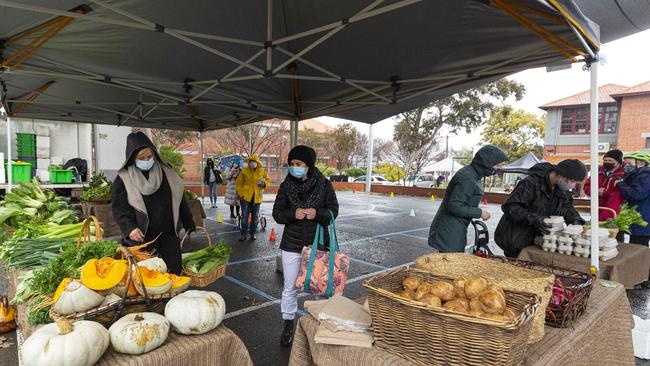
[610,81,650,98]
[539,83,627,109]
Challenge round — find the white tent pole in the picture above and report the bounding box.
[589,57,599,273]
[290,120,298,147]
[200,132,205,205]
[365,124,374,193]
[6,113,12,192]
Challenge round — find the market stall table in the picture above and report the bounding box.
[96,325,251,366]
[288,283,635,366]
[518,244,650,288]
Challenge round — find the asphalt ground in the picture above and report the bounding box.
[0,191,648,365]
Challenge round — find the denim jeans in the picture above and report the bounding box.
[208,181,218,205]
[241,200,260,235]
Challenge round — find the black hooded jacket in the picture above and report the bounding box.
[111,132,194,243]
[494,162,585,257]
[273,169,339,253]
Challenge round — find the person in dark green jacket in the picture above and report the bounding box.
[428,145,508,252]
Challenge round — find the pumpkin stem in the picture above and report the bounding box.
[55,319,73,335]
[134,314,144,321]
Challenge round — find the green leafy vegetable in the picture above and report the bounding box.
[182,240,232,274]
[599,204,648,233]
[81,173,112,202]
[183,189,197,201]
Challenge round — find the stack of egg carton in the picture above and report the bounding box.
[541,216,565,253]
[557,224,583,255]
[574,228,618,260]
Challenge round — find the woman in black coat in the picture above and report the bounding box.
[273,145,339,347]
[111,132,195,274]
[203,158,223,208]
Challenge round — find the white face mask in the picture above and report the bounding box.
[250,162,258,169]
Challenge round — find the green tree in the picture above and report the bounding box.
[299,127,329,149]
[316,162,337,177]
[481,107,545,161]
[151,129,196,148]
[454,147,474,166]
[159,145,185,178]
[344,167,366,178]
[392,78,525,177]
[372,163,405,182]
[327,123,358,169]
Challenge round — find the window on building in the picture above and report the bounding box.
[646,138,650,149]
[269,157,278,172]
[559,105,619,135]
[260,157,268,169]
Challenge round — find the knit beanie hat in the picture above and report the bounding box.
[555,159,587,181]
[603,149,623,165]
[288,145,317,167]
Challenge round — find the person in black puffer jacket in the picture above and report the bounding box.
[273,145,339,347]
[494,159,586,258]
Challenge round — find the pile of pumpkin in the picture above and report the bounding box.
[51,256,191,316]
[397,276,520,323]
[21,290,226,366]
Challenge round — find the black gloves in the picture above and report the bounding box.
[533,218,551,235]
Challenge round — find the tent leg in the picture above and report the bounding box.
[589,56,599,273]
[5,114,11,192]
[200,132,205,205]
[365,124,374,193]
[290,120,298,147]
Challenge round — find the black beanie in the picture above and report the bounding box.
[288,145,317,167]
[604,149,623,165]
[555,159,587,181]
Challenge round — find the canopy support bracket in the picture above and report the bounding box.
[8,80,55,115]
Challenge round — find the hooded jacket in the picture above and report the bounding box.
[428,145,507,252]
[494,162,584,257]
[617,166,650,236]
[111,132,193,242]
[583,165,625,221]
[235,155,270,204]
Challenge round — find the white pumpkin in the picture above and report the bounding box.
[101,293,122,307]
[109,312,170,355]
[136,258,167,273]
[52,279,104,315]
[165,290,226,335]
[21,320,109,366]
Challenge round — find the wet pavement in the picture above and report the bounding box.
[0,191,648,365]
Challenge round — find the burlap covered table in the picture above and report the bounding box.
[518,244,650,288]
[288,284,635,366]
[97,325,252,366]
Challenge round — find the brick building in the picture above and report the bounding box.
[541,81,650,164]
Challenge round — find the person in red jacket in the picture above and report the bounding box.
[584,149,625,221]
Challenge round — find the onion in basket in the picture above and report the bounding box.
[430,281,455,301]
[402,277,421,291]
[464,277,488,299]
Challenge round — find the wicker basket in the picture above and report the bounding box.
[364,268,541,366]
[180,226,227,287]
[50,245,175,327]
[490,257,595,328]
[415,253,554,343]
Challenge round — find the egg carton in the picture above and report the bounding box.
[574,237,591,247]
[582,227,611,239]
[557,236,574,245]
[563,224,584,236]
[544,216,565,225]
[557,244,574,255]
[600,238,619,249]
[573,246,591,258]
[599,248,619,261]
[542,242,558,253]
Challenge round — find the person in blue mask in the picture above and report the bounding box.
[616,151,650,246]
[272,145,338,347]
[111,131,195,274]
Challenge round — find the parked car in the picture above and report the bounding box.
[353,175,394,185]
[404,174,435,188]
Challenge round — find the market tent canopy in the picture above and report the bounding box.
[500,152,541,174]
[2,0,643,131]
[423,157,464,174]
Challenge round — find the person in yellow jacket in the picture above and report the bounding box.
[236,154,270,241]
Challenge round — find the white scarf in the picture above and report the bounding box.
[127,161,162,196]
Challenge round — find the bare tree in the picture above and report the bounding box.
[222,119,287,157]
[149,129,198,148]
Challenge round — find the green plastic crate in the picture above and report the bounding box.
[16,145,36,157]
[16,133,36,144]
[4,162,32,183]
[49,169,73,184]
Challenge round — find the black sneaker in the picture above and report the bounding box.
[238,233,247,241]
[230,214,236,219]
[280,319,294,347]
[250,234,257,241]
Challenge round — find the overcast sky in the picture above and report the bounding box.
[319,29,650,150]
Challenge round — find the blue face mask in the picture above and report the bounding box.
[289,166,307,179]
[485,168,499,176]
[135,158,155,171]
[624,165,636,174]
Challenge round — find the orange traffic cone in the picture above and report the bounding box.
[481,199,488,205]
[352,189,356,194]
[269,228,276,241]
